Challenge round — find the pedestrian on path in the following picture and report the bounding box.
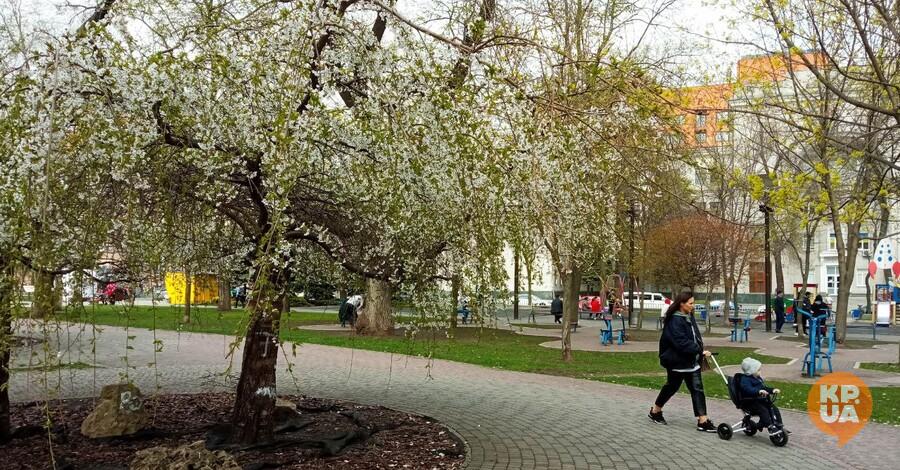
[796,291,812,335]
[590,295,602,320]
[773,288,785,333]
[551,292,563,324]
[648,291,717,432]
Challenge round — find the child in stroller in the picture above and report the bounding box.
[738,358,784,434]
[708,354,789,446]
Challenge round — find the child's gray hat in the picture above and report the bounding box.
[741,357,762,375]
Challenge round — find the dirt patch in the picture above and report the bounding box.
[4,393,465,470]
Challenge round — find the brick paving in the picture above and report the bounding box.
[9,323,900,469]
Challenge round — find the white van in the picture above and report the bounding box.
[621,292,671,315]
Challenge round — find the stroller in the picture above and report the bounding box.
[707,354,789,447]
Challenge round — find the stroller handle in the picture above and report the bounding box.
[707,352,729,384]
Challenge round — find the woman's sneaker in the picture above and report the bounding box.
[697,419,716,432]
[648,409,667,425]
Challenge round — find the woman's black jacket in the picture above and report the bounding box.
[659,312,703,370]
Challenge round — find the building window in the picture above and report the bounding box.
[696,114,707,128]
[749,262,766,293]
[695,131,707,144]
[716,131,731,143]
[675,115,685,125]
[858,232,870,251]
[826,265,839,296]
[828,233,836,251]
[856,269,869,287]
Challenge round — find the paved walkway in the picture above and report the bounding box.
[9,323,900,469]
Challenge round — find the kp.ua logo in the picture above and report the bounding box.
[807,372,872,446]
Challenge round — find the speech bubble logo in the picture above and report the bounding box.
[807,372,872,446]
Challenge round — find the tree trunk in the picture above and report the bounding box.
[0,256,14,441]
[70,270,84,305]
[218,275,232,311]
[182,269,192,324]
[449,275,460,330]
[773,241,785,295]
[513,248,520,320]
[636,276,644,330]
[722,275,732,325]
[355,278,393,335]
[560,263,582,362]
[231,265,287,445]
[835,222,861,343]
[31,271,57,318]
[705,282,713,334]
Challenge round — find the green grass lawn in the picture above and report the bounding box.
[54,305,900,425]
[860,362,900,373]
[58,305,337,334]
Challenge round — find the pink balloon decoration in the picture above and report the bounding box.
[869,261,878,279]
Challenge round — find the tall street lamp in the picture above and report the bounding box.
[759,201,774,332]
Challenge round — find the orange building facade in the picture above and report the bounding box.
[671,52,824,149]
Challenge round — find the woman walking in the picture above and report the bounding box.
[648,292,717,432]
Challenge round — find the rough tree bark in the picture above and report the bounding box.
[31,271,58,318]
[0,256,13,441]
[70,271,84,305]
[231,264,287,445]
[560,263,582,362]
[218,274,231,311]
[449,275,460,330]
[355,278,393,335]
[773,241,785,295]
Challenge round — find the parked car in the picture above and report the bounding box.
[620,292,671,315]
[754,305,775,322]
[513,294,551,307]
[708,300,739,316]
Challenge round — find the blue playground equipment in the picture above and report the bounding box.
[600,314,626,345]
[799,308,833,377]
[728,315,752,343]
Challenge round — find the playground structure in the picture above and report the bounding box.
[798,307,835,377]
[598,274,627,346]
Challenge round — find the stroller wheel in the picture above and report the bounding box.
[769,428,789,447]
[742,417,758,436]
[717,423,733,440]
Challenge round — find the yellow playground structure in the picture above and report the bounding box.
[164,272,219,304]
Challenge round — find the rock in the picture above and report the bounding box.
[81,383,148,438]
[130,440,241,470]
[275,397,296,410]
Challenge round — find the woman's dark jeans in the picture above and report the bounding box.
[655,369,707,417]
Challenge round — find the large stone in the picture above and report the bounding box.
[80,383,149,438]
[275,397,296,410]
[130,440,241,470]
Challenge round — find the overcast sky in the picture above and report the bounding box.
[9,0,754,85]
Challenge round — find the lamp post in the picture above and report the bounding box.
[759,202,774,332]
